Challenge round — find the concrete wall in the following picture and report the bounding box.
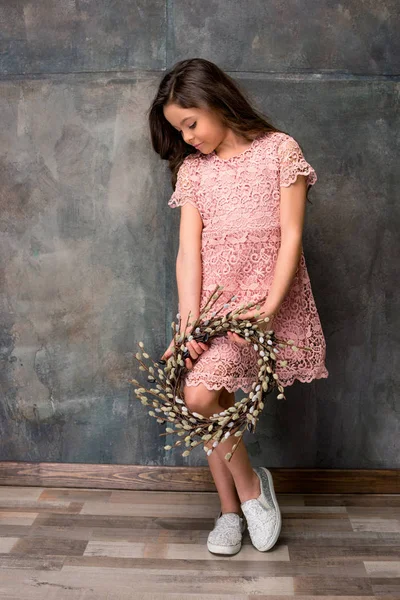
[0,1,398,468]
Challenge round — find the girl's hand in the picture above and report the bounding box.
[227,308,275,347]
[160,328,210,370]
[183,338,210,369]
[160,338,176,361]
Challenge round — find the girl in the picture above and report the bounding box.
[149,58,328,555]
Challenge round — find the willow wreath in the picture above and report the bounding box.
[130,284,311,462]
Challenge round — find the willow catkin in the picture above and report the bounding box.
[130,284,312,462]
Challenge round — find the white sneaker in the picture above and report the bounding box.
[207,511,246,555]
[240,467,282,552]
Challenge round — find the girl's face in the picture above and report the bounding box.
[163,103,226,154]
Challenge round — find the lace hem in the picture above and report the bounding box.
[277,367,329,388]
[184,367,329,394]
[184,376,257,394]
[168,196,198,210]
[280,166,317,189]
[278,135,318,189]
[167,155,202,213]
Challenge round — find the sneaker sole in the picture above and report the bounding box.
[254,467,282,552]
[207,540,242,555]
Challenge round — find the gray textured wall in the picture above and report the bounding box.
[0,1,399,468]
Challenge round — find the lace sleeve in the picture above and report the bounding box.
[278,135,318,188]
[168,157,200,210]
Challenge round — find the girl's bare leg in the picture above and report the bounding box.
[206,390,261,504]
[184,383,261,509]
[209,422,261,504]
[183,384,243,516]
[206,388,243,516]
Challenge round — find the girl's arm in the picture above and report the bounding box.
[262,175,308,316]
[176,202,203,334]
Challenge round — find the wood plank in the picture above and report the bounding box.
[0,462,399,493]
[0,485,399,599]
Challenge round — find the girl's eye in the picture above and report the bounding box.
[178,122,196,134]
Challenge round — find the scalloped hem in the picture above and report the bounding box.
[280,167,317,189]
[183,378,255,394]
[183,369,329,394]
[277,369,329,388]
[168,197,199,210]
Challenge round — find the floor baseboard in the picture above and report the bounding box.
[0,461,399,493]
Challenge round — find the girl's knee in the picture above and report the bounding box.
[183,383,222,416]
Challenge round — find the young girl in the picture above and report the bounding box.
[149,58,328,556]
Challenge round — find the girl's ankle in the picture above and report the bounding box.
[238,472,261,504]
[221,507,242,517]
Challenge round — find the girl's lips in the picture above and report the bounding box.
[194,143,202,148]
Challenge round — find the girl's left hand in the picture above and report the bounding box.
[227,307,275,347]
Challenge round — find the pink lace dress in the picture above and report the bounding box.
[168,131,329,393]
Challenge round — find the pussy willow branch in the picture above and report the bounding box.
[130,283,312,461]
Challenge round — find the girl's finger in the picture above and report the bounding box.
[237,312,252,320]
[186,342,199,361]
[235,333,250,345]
[188,339,202,353]
[228,332,241,344]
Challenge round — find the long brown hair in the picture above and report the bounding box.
[147,58,312,202]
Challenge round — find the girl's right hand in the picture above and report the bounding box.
[160,338,176,362]
[160,333,210,370]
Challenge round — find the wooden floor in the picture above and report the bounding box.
[0,486,399,599]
